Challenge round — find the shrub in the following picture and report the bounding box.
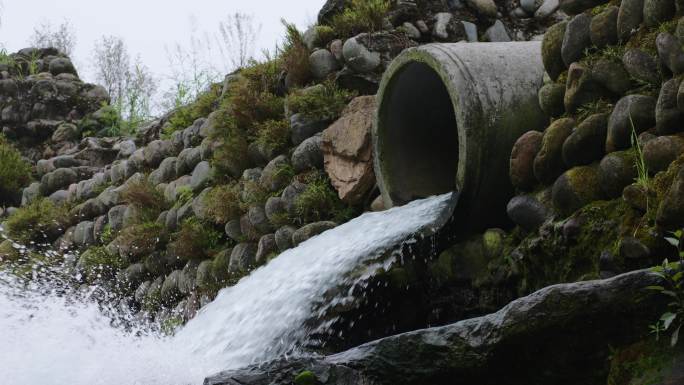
[228,77,284,132]
[326,0,391,38]
[286,80,356,121]
[169,218,223,260]
[239,58,283,95]
[295,173,354,223]
[174,186,194,208]
[121,178,168,221]
[203,183,243,224]
[0,136,31,205]
[212,127,253,179]
[4,199,73,243]
[239,180,272,211]
[253,119,291,157]
[116,222,168,260]
[164,82,223,137]
[281,20,311,88]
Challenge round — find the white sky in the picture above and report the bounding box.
[0,0,325,85]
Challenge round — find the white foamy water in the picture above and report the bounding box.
[0,194,454,385]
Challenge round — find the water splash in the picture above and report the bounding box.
[0,193,454,385]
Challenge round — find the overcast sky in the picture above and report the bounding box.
[0,0,325,85]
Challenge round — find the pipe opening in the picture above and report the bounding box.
[378,62,458,206]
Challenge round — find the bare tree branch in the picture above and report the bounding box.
[216,12,261,70]
[28,19,76,56]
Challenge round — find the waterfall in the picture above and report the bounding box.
[0,193,454,385]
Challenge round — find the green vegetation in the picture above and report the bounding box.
[286,80,356,121]
[573,99,613,122]
[163,83,223,137]
[174,186,194,209]
[630,116,649,190]
[121,178,169,222]
[4,199,72,243]
[281,20,311,88]
[0,135,31,205]
[169,218,223,260]
[78,246,125,282]
[203,183,243,224]
[116,222,167,259]
[294,172,355,223]
[253,119,290,158]
[326,0,391,38]
[649,231,684,346]
[294,370,317,385]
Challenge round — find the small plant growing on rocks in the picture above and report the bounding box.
[4,199,72,244]
[280,20,311,88]
[253,119,290,157]
[649,230,684,346]
[286,80,356,122]
[203,183,242,224]
[295,173,352,223]
[326,0,391,38]
[0,135,31,205]
[169,218,223,261]
[121,178,169,222]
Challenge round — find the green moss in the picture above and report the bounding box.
[325,0,390,38]
[313,25,336,47]
[169,218,223,261]
[0,135,31,205]
[203,182,243,224]
[253,119,290,157]
[294,370,317,385]
[572,99,614,122]
[294,172,356,224]
[0,240,22,264]
[121,178,169,222]
[607,339,681,385]
[4,199,73,244]
[174,186,194,209]
[286,80,356,121]
[627,19,678,55]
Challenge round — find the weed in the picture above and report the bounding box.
[4,199,73,244]
[0,135,31,205]
[121,178,169,222]
[169,217,223,260]
[281,20,311,87]
[203,183,243,224]
[286,80,356,121]
[326,0,391,38]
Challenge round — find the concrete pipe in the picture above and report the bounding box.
[373,42,547,230]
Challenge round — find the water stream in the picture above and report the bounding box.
[0,193,454,385]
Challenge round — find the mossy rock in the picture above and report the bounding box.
[0,240,22,264]
[294,370,317,385]
[552,164,604,216]
[542,21,568,81]
[534,118,575,184]
[562,112,609,167]
[538,83,566,118]
[590,5,619,48]
[599,150,638,198]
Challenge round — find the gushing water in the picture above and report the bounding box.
[0,194,454,385]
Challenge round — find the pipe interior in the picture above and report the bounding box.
[379,62,459,205]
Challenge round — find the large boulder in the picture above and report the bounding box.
[205,270,665,385]
[322,96,376,205]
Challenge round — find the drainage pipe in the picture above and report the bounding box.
[373,42,547,229]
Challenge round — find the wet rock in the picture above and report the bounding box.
[292,221,337,246]
[657,166,684,228]
[552,165,603,215]
[275,225,297,252]
[606,95,656,152]
[622,49,660,86]
[643,135,684,173]
[510,131,544,191]
[561,14,592,66]
[229,243,258,272]
[562,113,608,167]
[73,221,96,246]
[542,21,567,80]
[599,150,637,198]
[622,183,649,211]
[590,6,619,48]
[538,83,566,118]
[321,96,375,204]
[619,236,651,260]
[618,0,644,41]
[507,195,550,231]
[656,77,682,135]
[256,234,277,264]
[205,270,666,385]
[160,270,182,304]
[644,0,676,27]
[534,118,575,184]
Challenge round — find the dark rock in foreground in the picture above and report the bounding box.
[205,269,664,385]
